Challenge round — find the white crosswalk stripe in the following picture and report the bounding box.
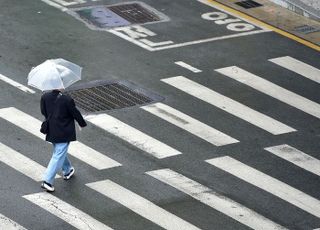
[206,156,320,219]
[141,102,239,146]
[265,144,320,176]
[269,56,320,84]
[0,213,27,230]
[0,142,60,181]
[85,113,182,159]
[86,179,202,230]
[0,73,35,94]
[146,168,287,230]
[161,76,296,135]
[23,192,113,230]
[174,61,202,73]
[215,66,320,119]
[0,107,121,170]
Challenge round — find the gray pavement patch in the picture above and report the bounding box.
[67,1,169,30]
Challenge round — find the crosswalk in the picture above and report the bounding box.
[87,180,202,230]
[0,55,320,229]
[146,168,287,230]
[215,66,320,119]
[161,76,296,135]
[0,213,27,230]
[206,156,320,219]
[23,192,113,230]
[0,107,121,170]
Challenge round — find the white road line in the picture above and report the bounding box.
[141,103,239,146]
[174,62,202,73]
[269,56,320,84]
[108,30,154,51]
[265,144,320,176]
[206,156,320,219]
[23,192,113,230]
[40,0,68,11]
[161,76,296,135]
[0,142,59,181]
[85,114,182,159]
[0,213,27,230]
[52,0,85,6]
[152,30,268,51]
[86,180,201,230]
[0,74,35,94]
[215,66,320,119]
[147,169,287,230]
[0,107,121,170]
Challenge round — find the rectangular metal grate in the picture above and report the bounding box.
[71,2,166,29]
[235,0,263,9]
[66,81,162,112]
[108,3,161,24]
[294,25,320,34]
[75,7,131,28]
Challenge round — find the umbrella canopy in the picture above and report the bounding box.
[27,58,82,91]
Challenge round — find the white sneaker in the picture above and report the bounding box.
[63,167,75,180]
[41,181,55,192]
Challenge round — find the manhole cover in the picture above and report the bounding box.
[235,0,263,9]
[294,25,320,34]
[70,2,167,29]
[66,80,163,112]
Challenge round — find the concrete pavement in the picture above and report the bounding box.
[270,0,320,22]
[213,0,320,50]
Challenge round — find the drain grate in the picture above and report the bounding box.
[71,2,167,29]
[294,25,320,34]
[66,81,163,112]
[109,3,161,24]
[235,0,263,9]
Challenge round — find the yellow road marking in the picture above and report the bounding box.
[206,0,320,52]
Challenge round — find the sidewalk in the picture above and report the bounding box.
[213,0,320,49]
[270,0,320,22]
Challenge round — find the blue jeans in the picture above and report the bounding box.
[44,142,72,185]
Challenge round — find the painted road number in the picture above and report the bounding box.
[201,12,255,32]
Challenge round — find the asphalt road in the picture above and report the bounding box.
[0,0,320,229]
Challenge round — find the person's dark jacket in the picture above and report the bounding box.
[40,90,87,143]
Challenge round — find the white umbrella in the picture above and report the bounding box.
[27,58,82,91]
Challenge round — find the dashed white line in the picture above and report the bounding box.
[174,61,202,73]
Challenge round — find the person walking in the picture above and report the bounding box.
[40,89,87,192]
